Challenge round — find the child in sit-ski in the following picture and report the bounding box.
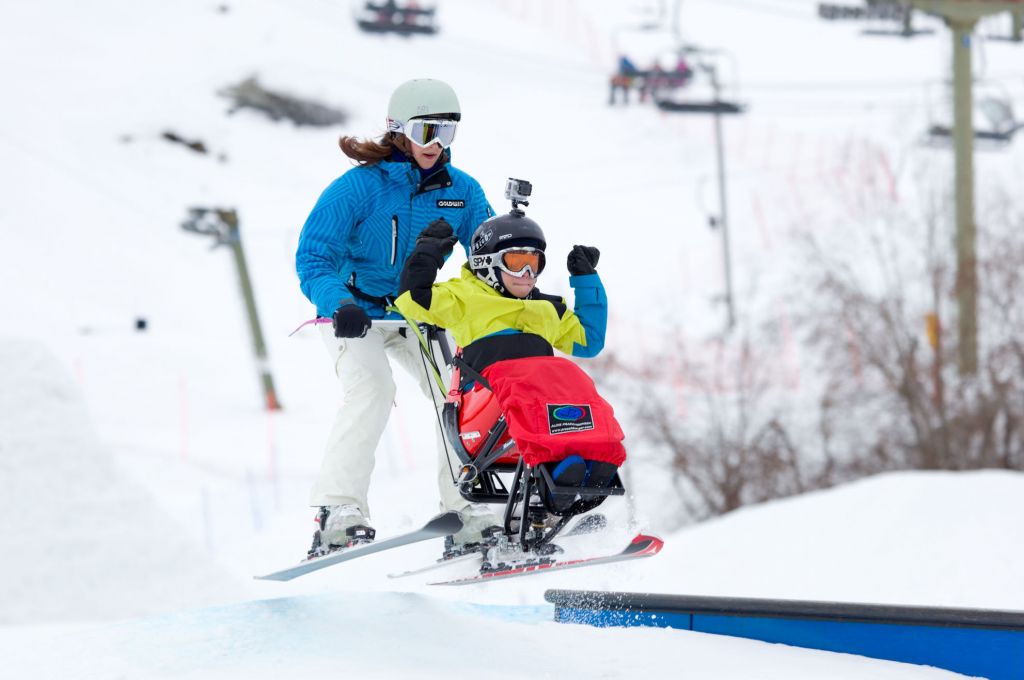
[394,206,626,494]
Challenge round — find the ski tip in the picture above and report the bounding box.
[627,534,665,557]
[254,572,294,582]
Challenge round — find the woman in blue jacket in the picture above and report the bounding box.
[296,78,496,556]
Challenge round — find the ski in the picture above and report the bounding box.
[255,512,462,582]
[387,513,610,580]
[387,549,482,579]
[428,533,663,586]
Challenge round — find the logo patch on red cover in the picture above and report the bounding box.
[547,404,595,435]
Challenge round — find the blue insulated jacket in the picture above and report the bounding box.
[296,157,494,318]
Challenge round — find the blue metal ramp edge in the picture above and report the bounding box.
[545,590,1024,680]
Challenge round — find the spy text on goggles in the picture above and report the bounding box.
[471,247,545,278]
[388,117,458,148]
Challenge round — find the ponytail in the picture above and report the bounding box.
[338,131,412,165]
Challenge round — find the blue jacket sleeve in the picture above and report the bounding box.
[295,174,361,317]
[568,273,607,357]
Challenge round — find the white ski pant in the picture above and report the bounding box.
[310,323,468,518]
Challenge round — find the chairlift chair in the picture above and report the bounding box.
[354,0,438,36]
[654,56,745,115]
[860,2,936,38]
[656,98,744,114]
[609,28,692,105]
[981,9,1024,42]
[924,80,1021,148]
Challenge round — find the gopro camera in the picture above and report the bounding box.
[504,178,532,209]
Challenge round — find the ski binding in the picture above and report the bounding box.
[429,533,663,586]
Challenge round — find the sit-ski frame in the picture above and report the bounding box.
[380,318,624,553]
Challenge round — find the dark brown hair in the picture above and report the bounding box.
[338,131,412,165]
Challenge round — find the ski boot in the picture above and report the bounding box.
[443,504,502,556]
[307,505,376,559]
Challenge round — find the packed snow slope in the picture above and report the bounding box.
[641,469,1024,611]
[2,0,1023,677]
[0,340,243,624]
[0,593,973,680]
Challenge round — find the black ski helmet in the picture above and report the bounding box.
[469,210,546,294]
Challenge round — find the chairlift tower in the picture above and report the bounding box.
[181,207,282,411]
[656,57,744,333]
[708,63,736,332]
[909,0,1023,375]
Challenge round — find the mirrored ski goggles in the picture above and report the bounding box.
[388,117,458,148]
[472,247,546,277]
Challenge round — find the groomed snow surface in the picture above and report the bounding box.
[5,339,1011,679]
[2,0,1023,678]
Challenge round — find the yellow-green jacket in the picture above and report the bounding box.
[395,265,607,369]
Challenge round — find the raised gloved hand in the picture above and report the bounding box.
[332,303,371,338]
[415,218,459,266]
[418,218,456,243]
[567,245,601,276]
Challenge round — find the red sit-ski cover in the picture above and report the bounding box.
[481,356,626,467]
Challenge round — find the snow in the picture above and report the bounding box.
[0,592,973,680]
[641,469,1024,610]
[1,0,1022,678]
[0,339,243,624]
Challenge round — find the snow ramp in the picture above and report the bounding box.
[0,338,242,624]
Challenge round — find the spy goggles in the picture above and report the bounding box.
[471,247,546,278]
[388,117,458,148]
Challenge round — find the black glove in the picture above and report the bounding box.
[418,218,456,243]
[567,245,601,276]
[415,218,458,266]
[332,303,371,338]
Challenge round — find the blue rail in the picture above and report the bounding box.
[545,590,1024,679]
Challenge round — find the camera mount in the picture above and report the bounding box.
[504,177,532,214]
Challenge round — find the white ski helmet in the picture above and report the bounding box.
[387,78,461,127]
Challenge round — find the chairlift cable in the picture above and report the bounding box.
[739,78,950,92]
[690,0,820,22]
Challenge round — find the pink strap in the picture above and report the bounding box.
[288,317,332,337]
